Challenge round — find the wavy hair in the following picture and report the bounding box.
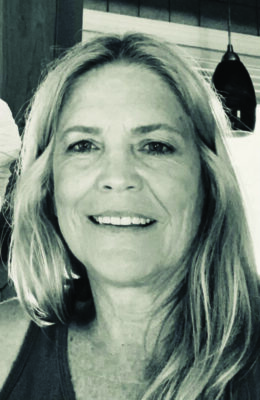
[9,33,260,399]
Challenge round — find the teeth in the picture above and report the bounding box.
[93,216,153,226]
[111,217,120,225]
[121,217,131,225]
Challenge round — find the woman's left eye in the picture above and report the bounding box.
[67,140,98,153]
[141,142,176,155]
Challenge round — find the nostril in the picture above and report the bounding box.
[102,184,137,191]
[97,169,143,192]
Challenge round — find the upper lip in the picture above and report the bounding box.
[89,210,157,221]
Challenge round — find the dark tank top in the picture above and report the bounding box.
[1,317,260,400]
[0,322,76,400]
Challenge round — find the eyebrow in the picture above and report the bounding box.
[131,123,181,136]
[62,126,102,136]
[62,123,182,137]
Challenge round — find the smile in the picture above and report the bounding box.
[89,215,156,227]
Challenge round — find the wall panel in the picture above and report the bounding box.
[84,0,260,36]
[139,0,169,21]
[231,3,258,35]
[0,0,56,124]
[170,0,200,26]
[84,0,107,11]
[109,0,139,16]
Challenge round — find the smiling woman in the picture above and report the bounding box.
[1,33,260,400]
[53,62,202,286]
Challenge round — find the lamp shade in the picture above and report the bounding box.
[212,45,256,132]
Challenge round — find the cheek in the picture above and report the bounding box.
[158,163,202,210]
[53,166,97,246]
[53,173,82,236]
[167,182,202,224]
[161,181,203,266]
[54,176,72,213]
[53,166,87,211]
[53,156,102,207]
[53,177,82,254]
[160,163,203,238]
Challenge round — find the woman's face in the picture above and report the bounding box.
[53,62,203,286]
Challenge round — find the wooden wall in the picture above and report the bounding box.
[0,0,83,129]
[84,0,260,36]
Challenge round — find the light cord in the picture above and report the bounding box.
[228,0,231,47]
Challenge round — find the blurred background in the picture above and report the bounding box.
[0,0,259,301]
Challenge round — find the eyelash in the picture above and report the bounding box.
[67,140,98,153]
[67,140,176,156]
[140,141,176,155]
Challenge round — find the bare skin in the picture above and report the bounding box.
[0,299,29,390]
[68,284,165,400]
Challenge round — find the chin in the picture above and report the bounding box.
[82,252,161,287]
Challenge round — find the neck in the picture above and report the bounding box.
[72,270,182,384]
[88,274,168,356]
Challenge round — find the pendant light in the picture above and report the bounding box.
[212,0,256,133]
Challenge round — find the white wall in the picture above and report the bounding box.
[226,106,260,272]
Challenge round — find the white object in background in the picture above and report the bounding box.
[0,99,21,210]
[226,106,260,273]
[82,9,260,103]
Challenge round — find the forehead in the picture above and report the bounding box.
[58,62,193,136]
[68,62,177,105]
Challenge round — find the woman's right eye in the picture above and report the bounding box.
[67,140,98,153]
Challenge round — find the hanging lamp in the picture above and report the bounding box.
[212,0,256,133]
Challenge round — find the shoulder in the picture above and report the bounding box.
[0,297,30,340]
[0,98,20,154]
[0,296,27,323]
[0,298,30,389]
[0,99,16,124]
[0,99,12,115]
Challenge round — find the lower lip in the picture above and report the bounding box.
[88,217,157,232]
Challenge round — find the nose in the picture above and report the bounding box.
[96,152,143,192]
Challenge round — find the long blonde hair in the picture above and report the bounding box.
[9,33,260,399]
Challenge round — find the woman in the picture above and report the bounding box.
[0,33,259,400]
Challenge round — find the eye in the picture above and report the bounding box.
[141,141,176,155]
[67,140,98,153]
